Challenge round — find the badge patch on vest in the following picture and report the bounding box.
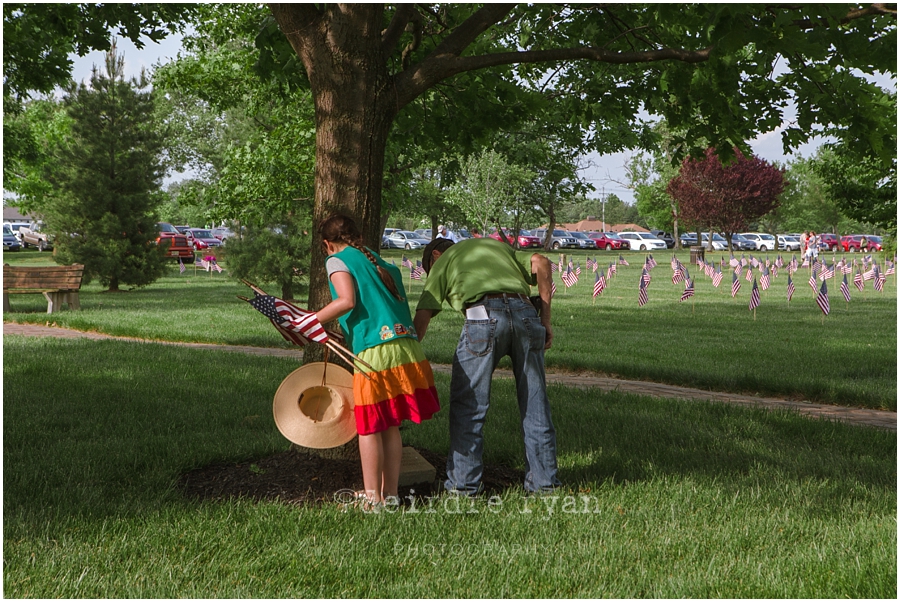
[379,325,396,340]
[394,323,409,336]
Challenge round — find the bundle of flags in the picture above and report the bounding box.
[593,272,605,297]
[410,260,425,280]
[680,272,694,302]
[638,269,649,307]
[561,264,578,288]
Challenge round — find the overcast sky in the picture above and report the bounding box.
[69,33,895,204]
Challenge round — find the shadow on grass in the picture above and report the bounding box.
[4,337,896,526]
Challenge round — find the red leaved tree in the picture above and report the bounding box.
[667,147,785,251]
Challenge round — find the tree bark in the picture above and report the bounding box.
[270,5,398,341]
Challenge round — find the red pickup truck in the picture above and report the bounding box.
[156,222,195,263]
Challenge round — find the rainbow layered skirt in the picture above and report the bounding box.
[352,337,440,435]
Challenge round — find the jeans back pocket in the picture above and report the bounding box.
[463,319,496,357]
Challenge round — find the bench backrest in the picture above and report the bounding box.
[3,264,85,291]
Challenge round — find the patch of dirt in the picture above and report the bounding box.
[177,446,525,506]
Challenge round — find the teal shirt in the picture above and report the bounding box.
[327,246,416,354]
[416,238,536,315]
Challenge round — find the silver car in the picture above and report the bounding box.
[385,230,431,250]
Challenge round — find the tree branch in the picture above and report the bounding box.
[788,3,897,29]
[381,4,417,53]
[395,45,713,108]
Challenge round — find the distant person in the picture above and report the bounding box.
[799,231,809,258]
[470,228,482,238]
[860,236,869,252]
[313,214,440,509]
[436,225,458,242]
[414,236,561,496]
[808,231,819,261]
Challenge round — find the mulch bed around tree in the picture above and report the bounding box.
[177,446,525,506]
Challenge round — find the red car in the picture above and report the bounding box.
[841,235,882,253]
[817,233,840,252]
[587,231,629,250]
[489,228,542,249]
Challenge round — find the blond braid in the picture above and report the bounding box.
[353,243,405,302]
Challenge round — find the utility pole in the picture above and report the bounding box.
[600,187,606,232]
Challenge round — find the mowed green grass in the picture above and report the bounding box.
[3,336,895,598]
[4,248,895,408]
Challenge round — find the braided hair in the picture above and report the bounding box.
[318,214,404,302]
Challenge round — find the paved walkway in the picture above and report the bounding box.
[5,321,896,431]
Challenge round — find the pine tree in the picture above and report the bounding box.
[46,42,166,292]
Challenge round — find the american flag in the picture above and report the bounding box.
[760,266,770,290]
[642,267,651,287]
[248,293,329,346]
[672,262,684,284]
[816,279,830,315]
[775,255,784,268]
[787,274,795,301]
[575,261,582,277]
[841,261,853,275]
[820,262,834,280]
[401,255,413,269]
[680,277,695,302]
[610,262,617,275]
[745,267,753,281]
[801,257,810,268]
[741,255,748,267]
[593,272,605,297]
[646,254,657,269]
[731,271,741,297]
[729,254,739,268]
[750,256,759,268]
[179,258,186,273]
[704,261,714,278]
[863,266,876,281]
[213,262,223,273]
[886,261,895,276]
[840,274,851,302]
[874,267,885,292]
[749,278,760,311]
[712,267,723,288]
[771,264,778,279]
[550,260,558,273]
[808,268,818,292]
[638,270,649,306]
[411,261,425,280]
[550,281,557,298]
[562,265,577,288]
[618,255,629,266]
[671,255,679,270]
[854,268,864,291]
[195,256,203,266]
[587,257,597,272]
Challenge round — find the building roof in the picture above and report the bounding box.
[3,206,33,223]
[546,220,649,233]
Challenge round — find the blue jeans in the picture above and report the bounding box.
[446,294,561,494]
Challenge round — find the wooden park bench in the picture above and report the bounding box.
[3,264,84,314]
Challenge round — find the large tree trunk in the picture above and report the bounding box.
[271,5,398,362]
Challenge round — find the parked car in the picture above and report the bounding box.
[384,230,431,250]
[531,228,579,249]
[489,228,542,249]
[816,232,841,252]
[568,231,598,249]
[841,234,882,253]
[739,232,777,252]
[729,233,757,251]
[649,230,676,249]
[18,222,54,251]
[587,231,629,250]
[414,228,432,240]
[173,225,191,234]
[777,235,801,252]
[619,231,667,251]
[185,228,223,250]
[156,222,195,262]
[3,223,21,251]
[211,226,237,241]
[5,222,30,243]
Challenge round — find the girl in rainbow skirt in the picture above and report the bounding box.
[312,214,440,507]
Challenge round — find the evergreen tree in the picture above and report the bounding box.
[46,44,166,292]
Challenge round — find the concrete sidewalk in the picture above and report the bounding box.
[5,321,896,431]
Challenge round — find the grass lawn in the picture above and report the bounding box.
[3,336,896,598]
[4,248,896,409]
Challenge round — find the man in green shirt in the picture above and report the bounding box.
[414,237,560,495]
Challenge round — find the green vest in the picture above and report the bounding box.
[328,246,416,354]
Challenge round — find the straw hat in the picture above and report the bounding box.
[273,362,356,449]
